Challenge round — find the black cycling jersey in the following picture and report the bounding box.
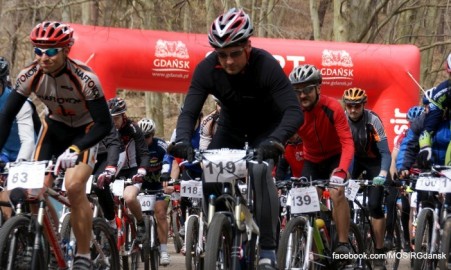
[118,118,150,169]
[175,47,302,146]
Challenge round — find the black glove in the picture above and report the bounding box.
[160,172,171,182]
[257,138,285,162]
[168,141,194,162]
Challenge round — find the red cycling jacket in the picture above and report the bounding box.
[284,142,304,177]
[297,95,354,172]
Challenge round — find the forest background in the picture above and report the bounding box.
[0,0,449,139]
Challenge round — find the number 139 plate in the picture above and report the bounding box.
[289,186,320,214]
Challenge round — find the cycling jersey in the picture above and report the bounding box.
[0,86,36,161]
[297,95,354,172]
[118,118,150,170]
[144,137,168,182]
[175,47,302,146]
[347,109,391,173]
[422,79,451,133]
[97,125,123,168]
[0,59,111,153]
[283,142,304,177]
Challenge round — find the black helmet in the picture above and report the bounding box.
[107,97,127,116]
[0,57,9,80]
[289,64,322,85]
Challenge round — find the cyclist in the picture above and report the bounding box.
[417,52,451,168]
[275,133,304,180]
[138,117,172,265]
[199,97,221,150]
[0,21,112,269]
[289,64,354,261]
[93,125,124,229]
[169,7,302,269]
[107,97,151,243]
[0,56,40,220]
[342,87,391,269]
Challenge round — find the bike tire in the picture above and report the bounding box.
[143,216,150,270]
[0,215,46,269]
[185,216,204,270]
[204,213,233,270]
[171,210,183,253]
[92,217,120,270]
[277,216,308,269]
[386,215,402,270]
[122,214,138,270]
[439,218,451,270]
[413,209,436,270]
[149,216,160,270]
[348,222,365,269]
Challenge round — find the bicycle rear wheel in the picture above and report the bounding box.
[0,215,46,270]
[277,216,308,269]
[204,213,233,270]
[413,209,436,270]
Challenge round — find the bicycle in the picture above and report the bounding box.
[179,177,206,270]
[137,186,165,270]
[412,165,451,270]
[0,160,119,269]
[168,180,183,254]
[196,148,261,270]
[278,177,364,270]
[347,179,403,270]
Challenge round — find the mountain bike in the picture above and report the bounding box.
[138,186,165,270]
[346,179,402,270]
[0,160,119,269]
[412,165,451,270]
[198,148,261,270]
[180,177,206,270]
[278,177,364,270]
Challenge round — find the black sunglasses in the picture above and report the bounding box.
[216,47,245,60]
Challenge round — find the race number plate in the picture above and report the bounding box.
[202,149,247,183]
[180,180,203,198]
[289,186,320,214]
[415,176,444,192]
[345,180,360,202]
[138,194,156,211]
[112,179,125,197]
[440,169,451,193]
[7,162,46,190]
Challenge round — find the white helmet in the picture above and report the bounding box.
[138,118,156,135]
[446,53,451,73]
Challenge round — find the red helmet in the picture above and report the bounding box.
[30,21,74,48]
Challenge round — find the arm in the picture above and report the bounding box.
[103,125,123,167]
[265,60,303,144]
[0,91,28,151]
[15,101,36,161]
[132,122,150,168]
[73,98,112,151]
[334,102,355,173]
[375,139,391,177]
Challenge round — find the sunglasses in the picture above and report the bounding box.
[144,134,154,139]
[345,103,363,110]
[294,85,317,95]
[216,47,245,60]
[34,47,63,57]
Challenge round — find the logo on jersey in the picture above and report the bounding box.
[320,49,354,87]
[151,39,190,80]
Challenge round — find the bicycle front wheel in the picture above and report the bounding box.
[92,217,120,270]
[277,216,308,270]
[171,210,183,253]
[385,215,402,270]
[185,216,203,270]
[0,215,46,270]
[204,213,233,270]
[413,209,436,270]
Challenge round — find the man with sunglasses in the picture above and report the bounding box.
[289,64,355,267]
[0,21,112,269]
[169,8,302,269]
[342,87,391,270]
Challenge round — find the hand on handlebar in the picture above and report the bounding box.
[132,168,147,184]
[168,141,194,162]
[257,138,284,162]
[96,166,117,189]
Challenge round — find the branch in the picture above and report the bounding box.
[2,0,92,13]
[419,40,451,51]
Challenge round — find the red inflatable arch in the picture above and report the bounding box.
[69,24,420,149]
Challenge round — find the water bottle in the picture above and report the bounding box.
[315,218,330,250]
